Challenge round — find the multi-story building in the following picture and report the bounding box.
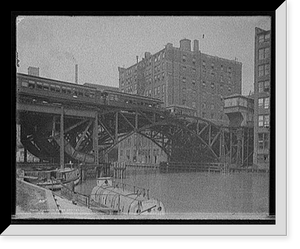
[118,38,242,164]
[253,28,271,170]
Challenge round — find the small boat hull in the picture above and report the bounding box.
[22,167,81,191]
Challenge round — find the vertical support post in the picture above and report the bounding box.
[60,106,64,170]
[135,111,138,131]
[219,129,222,162]
[94,112,99,164]
[24,148,27,163]
[241,129,245,167]
[208,125,211,145]
[229,130,232,165]
[115,111,118,143]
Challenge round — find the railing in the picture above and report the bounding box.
[112,179,150,200]
[159,162,227,173]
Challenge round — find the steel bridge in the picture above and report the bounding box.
[16,74,253,167]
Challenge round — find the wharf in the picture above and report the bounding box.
[14,179,103,219]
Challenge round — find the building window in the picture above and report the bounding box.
[258,64,270,77]
[258,34,265,43]
[257,154,269,163]
[202,61,206,68]
[258,80,270,93]
[265,64,270,75]
[192,90,196,99]
[258,98,264,107]
[258,115,264,127]
[265,47,270,59]
[264,115,270,127]
[265,33,270,40]
[258,81,264,93]
[264,80,270,92]
[182,54,186,62]
[258,65,264,77]
[259,115,270,128]
[258,48,270,60]
[258,133,269,150]
[258,49,264,60]
[264,97,269,109]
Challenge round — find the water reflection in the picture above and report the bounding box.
[75,169,269,215]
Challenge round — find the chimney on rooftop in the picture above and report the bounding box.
[180,38,191,51]
[28,66,39,77]
[75,64,78,84]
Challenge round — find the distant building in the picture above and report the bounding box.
[253,27,271,170]
[118,38,243,164]
[28,66,39,77]
[119,38,242,123]
[223,94,254,127]
[83,82,119,92]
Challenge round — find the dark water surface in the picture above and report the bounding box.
[75,169,269,215]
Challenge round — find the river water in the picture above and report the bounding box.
[75,168,269,216]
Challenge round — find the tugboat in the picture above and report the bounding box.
[90,164,165,215]
[20,163,80,191]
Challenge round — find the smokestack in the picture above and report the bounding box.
[75,64,78,84]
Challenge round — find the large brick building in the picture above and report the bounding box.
[253,28,271,170]
[118,38,243,164]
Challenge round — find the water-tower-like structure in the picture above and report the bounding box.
[223,94,254,168]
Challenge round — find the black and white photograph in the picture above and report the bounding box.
[6,7,288,237]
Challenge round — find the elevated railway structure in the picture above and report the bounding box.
[16,73,253,168]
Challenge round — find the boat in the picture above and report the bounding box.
[90,176,165,215]
[20,166,81,191]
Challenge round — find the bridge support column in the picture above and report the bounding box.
[94,112,99,164]
[60,106,64,169]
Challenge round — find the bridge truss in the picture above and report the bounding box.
[17,96,253,167]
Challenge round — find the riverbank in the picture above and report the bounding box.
[14,179,103,219]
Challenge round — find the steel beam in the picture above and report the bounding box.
[17,102,96,118]
[74,120,93,150]
[60,106,64,169]
[94,113,99,164]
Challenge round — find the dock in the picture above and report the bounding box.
[14,179,104,219]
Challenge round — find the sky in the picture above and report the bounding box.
[16,15,271,95]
